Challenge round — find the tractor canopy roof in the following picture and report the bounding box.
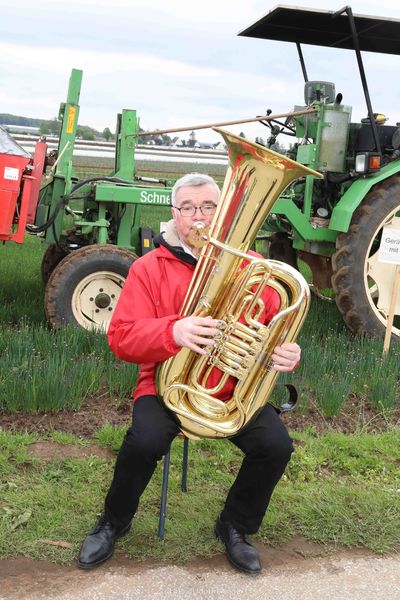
[239,5,400,55]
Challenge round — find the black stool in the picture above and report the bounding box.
[158,436,189,540]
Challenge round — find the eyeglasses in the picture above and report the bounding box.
[172,203,217,217]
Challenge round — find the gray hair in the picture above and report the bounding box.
[171,172,220,206]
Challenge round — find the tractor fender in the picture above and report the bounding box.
[329,161,400,233]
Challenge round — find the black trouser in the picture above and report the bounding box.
[104,395,293,534]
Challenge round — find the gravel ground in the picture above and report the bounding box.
[2,553,400,600]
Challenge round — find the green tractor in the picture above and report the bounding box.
[1,68,174,331]
[40,72,174,331]
[240,5,400,340]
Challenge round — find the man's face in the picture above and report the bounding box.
[172,184,219,250]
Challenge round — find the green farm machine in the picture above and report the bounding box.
[1,5,400,340]
[1,69,173,330]
[241,6,400,340]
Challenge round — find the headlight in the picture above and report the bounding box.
[355,153,367,172]
[355,152,381,173]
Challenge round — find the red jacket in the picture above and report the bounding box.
[108,239,280,401]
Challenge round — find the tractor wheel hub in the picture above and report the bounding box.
[94,292,112,309]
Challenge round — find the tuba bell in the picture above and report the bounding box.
[158,128,322,440]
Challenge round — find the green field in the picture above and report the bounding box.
[73,155,227,182]
[1,234,399,418]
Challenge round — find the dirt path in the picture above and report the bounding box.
[2,545,400,600]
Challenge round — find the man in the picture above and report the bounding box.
[78,173,301,575]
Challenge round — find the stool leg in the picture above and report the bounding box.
[181,438,189,492]
[158,449,171,540]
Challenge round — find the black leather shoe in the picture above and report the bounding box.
[77,513,131,569]
[215,513,261,575]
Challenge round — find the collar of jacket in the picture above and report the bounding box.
[153,220,197,266]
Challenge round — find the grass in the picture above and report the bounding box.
[0,235,46,325]
[1,234,399,417]
[0,428,399,564]
[0,320,137,412]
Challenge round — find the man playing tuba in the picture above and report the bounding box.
[78,173,301,575]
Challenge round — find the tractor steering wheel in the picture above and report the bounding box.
[259,109,297,137]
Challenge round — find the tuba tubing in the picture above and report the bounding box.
[158,128,322,440]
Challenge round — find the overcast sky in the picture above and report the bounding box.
[1,0,400,143]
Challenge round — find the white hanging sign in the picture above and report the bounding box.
[378,227,400,265]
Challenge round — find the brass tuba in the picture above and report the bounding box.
[158,128,322,440]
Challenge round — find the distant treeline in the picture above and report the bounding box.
[0,113,113,141]
[0,113,43,127]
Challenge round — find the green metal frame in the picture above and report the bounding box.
[37,69,82,244]
[36,70,173,256]
[329,162,400,232]
[263,99,400,255]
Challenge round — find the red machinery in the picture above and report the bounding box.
[0,127,47,243]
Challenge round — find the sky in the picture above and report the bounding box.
[1,0,400,144]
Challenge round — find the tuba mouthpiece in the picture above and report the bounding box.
[188,222,210,248]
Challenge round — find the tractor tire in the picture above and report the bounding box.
[41,244,68,284]
[332,176,400,339]
[44,245,136,331]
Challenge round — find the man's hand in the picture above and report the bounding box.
[173,316,220,355]
[271,342,301,372]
